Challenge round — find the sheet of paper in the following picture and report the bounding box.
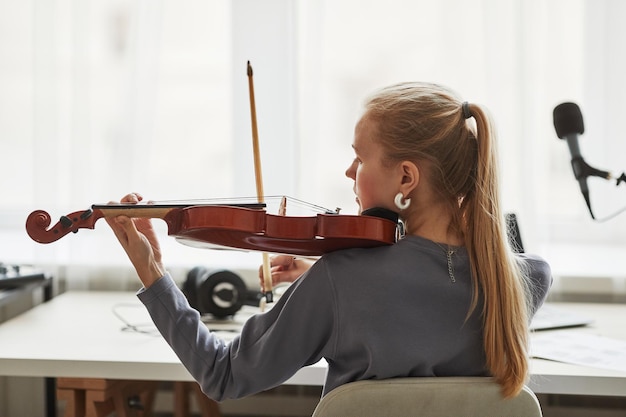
[532,331,626,372]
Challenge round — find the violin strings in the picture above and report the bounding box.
[150,196,263,205]
[147,196,340,215]
[280,196,340,214]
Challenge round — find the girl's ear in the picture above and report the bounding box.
[399,160,420,195]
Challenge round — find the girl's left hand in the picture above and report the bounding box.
[105,192,165,288]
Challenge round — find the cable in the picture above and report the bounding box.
[592,205,626,223]
[111,303,161,337]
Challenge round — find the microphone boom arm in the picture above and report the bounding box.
[571,157,611,182]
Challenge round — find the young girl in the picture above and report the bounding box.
[106,82,551,401]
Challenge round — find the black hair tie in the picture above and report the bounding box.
[462,101,471,119]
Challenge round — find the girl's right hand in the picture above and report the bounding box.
[258,254,314,290]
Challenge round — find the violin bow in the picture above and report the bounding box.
[247,61,274,307]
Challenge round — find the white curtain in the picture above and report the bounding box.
[2,0,626,280]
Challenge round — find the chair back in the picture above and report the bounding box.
[311,377,542,417]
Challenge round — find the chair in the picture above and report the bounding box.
[311,377,542,417]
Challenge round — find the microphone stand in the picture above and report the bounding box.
[571,157,610,219]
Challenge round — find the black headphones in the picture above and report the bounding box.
[182,267,263,319]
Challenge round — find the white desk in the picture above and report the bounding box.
[0,291,326,386]
[0,292,625,398]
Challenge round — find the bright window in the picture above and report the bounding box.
[3,0,626,281]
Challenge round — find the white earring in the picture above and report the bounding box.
[394,192,411,210]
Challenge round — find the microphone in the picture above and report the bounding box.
[553,102,611,219]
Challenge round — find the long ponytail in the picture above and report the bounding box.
[464,103,531,398]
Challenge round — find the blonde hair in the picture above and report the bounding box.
[364,82,531,398]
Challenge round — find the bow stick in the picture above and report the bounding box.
[247,61,274,306]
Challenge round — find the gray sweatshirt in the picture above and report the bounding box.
[137,235,552,401]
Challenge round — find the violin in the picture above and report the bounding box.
[25,197,398,257]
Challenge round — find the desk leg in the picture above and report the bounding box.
[42,278,57,417]
[46,377,58,417]
[174,382,191,417]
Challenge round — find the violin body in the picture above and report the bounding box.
[26,203,398,256]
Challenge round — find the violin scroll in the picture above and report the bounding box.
[26,208,101,244]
